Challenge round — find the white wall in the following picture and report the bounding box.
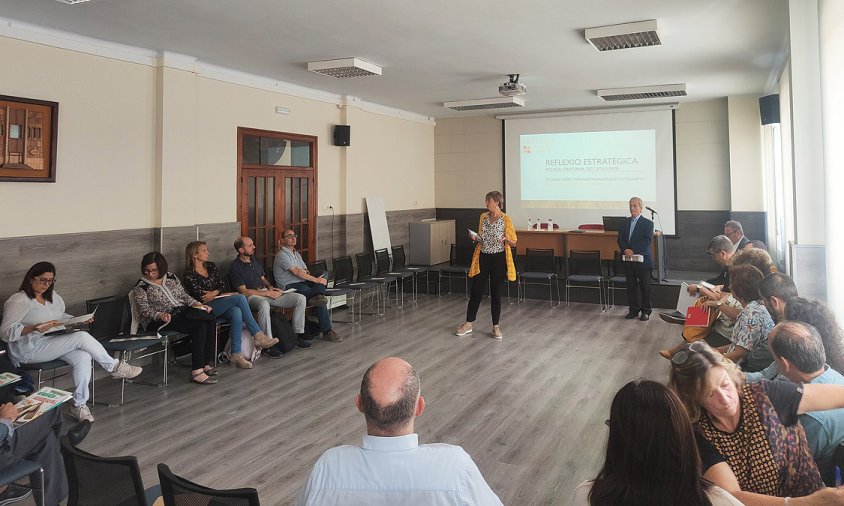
[0,36,157,237]
[664,100,731,211]
[434,116,502,209]
[727,96,765,212]
[820,0,844,314]
[0,34,435,238]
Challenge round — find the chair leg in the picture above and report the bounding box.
[29,467,44,506]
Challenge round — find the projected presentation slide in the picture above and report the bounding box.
[520,130,655,203]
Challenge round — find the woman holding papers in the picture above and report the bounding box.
[456,191,517,340]
[132,252,218,385]
[0,262,142,423]
[183,241,277,369]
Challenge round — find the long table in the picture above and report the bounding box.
[515,229,664,279]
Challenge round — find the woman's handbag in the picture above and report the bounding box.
[174,306,216,321]
[681,297,718,342]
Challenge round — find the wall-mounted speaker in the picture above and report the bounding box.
[759,94,780,125]
[333,125,350,146]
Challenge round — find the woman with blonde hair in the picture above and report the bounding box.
[669,341,844,504]
[456,191,517,340]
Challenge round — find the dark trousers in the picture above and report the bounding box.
[0,408,67,506]
[165,314,217,370]
[624,264,652,315]
[288,276,331,332]
[466,252,506,325]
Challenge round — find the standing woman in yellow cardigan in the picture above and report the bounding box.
[456,191,517,340]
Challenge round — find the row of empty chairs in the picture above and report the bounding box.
[435,245,629,311]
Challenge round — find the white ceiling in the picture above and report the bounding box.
[1,0,790,119]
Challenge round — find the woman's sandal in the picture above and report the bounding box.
[191,371,218,385]
[203,367,219,376]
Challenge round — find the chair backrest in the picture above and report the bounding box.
[332,256,354,284]
[86,295,130,340]
[450,244,474,267]
[569,250,602,276]
[610,251,625,277]
[525,248,556,273]
[391,245,406,269]
[60,436,149,506]
[374,248,391,275]
[158,463,260,506]
[578,224,604,231]
[307,259,328,278]
[355,252,374,280]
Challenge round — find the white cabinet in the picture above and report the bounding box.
[408,220,456,265]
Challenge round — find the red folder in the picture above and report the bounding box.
[685,306,711,327]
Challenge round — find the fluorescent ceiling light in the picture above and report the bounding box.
[307,58,382,78]
[585,20,661,51]
[597,84,686,101]
[443,96,525,111]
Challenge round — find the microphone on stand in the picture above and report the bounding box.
[645,206,658,214]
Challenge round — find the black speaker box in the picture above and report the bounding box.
[333,125,350,146]
[759,94,780,125]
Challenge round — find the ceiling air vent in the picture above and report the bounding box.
[443,97,525,111]
[597,84,686,101]
[585,20,661,51]
[307,58,382,78]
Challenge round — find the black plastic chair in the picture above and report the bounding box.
[375,248,404,308]
[391,245,427,300]
[332,255,378,319]
[308,259,358,325]
[519,248,560,307]
[565,250,605,310]
[438,244,472,298]
[127,291,190,387]
[0,459,44,506]
[355,252,393,316]
[60,436,160,506]
[87,295,168,405]
[158,463,260,506]
[606,251,627,309]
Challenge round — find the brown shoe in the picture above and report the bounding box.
[322,329,343,342]
[658,349,673,360]
[230,353,253,369]
[253,331,279,349]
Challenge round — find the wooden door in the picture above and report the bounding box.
[237,128,317,268]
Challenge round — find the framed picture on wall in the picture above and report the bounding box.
[0,95,58,182]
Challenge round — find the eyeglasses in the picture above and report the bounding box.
[283,233,297,239]
[671,341,708,366]
[33,277,56,286]
[143,267,160,275]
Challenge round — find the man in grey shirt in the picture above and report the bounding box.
[273,229,341,342]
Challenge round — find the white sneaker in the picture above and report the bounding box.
[111,361,142,379]
[67,403,94,422]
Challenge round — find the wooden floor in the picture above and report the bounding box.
[69,295,679,505]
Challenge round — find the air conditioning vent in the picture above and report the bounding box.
[307,58,382,79]
[443,97,525,111]
[597,84,687,101]
[585,20,661,51]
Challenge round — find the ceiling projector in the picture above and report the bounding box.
[499,74,526,97]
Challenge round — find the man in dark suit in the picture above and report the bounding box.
[617,197,654,321]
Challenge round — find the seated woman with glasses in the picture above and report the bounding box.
[131,252,218,385]
[574,380,743,506]
[0,262,142,423]
[182,241,277,369]
[669,341,844,504]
